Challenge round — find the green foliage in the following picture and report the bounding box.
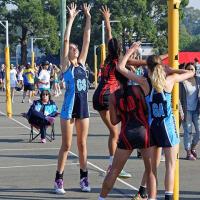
[179,24,192,51]
[0,0,59,64]
[0,0,192,66]
[180,6,200,51]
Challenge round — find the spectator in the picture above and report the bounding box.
[22,63,35,103]
[10,64,17,103]
[180,62,200,160]
[26,89,58,143]
[38,61,50,92]
[0,64,5,91]
[194,58,200,77]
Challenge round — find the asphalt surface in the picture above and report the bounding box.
[0,89,199,200]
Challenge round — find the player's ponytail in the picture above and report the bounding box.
[147,55,166,93]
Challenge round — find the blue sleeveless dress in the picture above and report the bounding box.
[60,64,89,120]
[145,88,180,147]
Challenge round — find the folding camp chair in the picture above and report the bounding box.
[22,112,57,143]
[29,123,55,143]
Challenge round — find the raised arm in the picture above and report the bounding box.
[78,3,91,65]
[62,3,80,72]
[164,64,188,75]
[117,42,150,95]
[167,69,195,83]
[117,42,146,84]
[100,5,112,41]
[127,58,147,67]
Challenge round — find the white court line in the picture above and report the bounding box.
[0,147,59,152]
[0,110,138,191]
[0,127,25,128]
[0,162,79,169]
[0,135,28,138]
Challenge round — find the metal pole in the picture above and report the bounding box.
[2,20,12,117]
[101,20,106,65]
[31,37,35,68]
[168,1,180,200]
[16,45,18,66]
[5,21,9,47]
[102,20,105,44]
[94,45,98,88]
[60,0,66,65]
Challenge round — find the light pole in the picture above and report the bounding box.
[101,20,120,65]
[60,0,66,65]
[16,44,21,66]
[30,37,43,68]
[168,1,181,199]
[94,45,100,88]
[0,20,12,117]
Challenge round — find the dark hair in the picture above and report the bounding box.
[194,58,199,62]
[185,62,194,70]
[105,38,121,66]
[26,64,31,69]
[115,69,129,111]
[179,63,186,69]
[115,69,128,87]
[40,90,51,101]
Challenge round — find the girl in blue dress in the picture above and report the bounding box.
[117,42,195,200]
[54,3,91,194]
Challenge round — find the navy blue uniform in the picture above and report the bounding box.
[146,88,180,147]
[61,64,89,120]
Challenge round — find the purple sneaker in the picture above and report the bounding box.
[54,179,66,194]
[80,177,91,192]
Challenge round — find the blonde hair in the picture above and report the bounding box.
[147,55,166,93]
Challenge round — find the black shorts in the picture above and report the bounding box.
[24,84,35,91]
[93,82,110,111]
[117,124,150,150]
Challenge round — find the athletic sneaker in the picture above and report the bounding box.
[80,177,91,192]
[132,193,147,200]
[191,149,197,159]
[54,179,66,194]
[186,154,196,160]
[41,138,46,143]
[118,169,132,178]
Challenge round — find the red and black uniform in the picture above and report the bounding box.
[114,85,150,150]
[93,60,119,111]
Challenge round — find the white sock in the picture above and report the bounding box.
[165,191,173,195]
[109,156,113,166]
[98,196,105,200]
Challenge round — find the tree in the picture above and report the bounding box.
[180,6,200,51]
[0,0,190,67]
[0,0,60,65]
[182,7,200,36]
[179,24,192,51]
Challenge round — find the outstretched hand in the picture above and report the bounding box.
[67,2,80,20]
[100,5,111,20]
[83,3,91,18]
[126,42,141,55]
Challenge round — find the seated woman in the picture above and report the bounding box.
[25,90,58,143]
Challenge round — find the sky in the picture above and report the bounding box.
[188,0,200,10]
